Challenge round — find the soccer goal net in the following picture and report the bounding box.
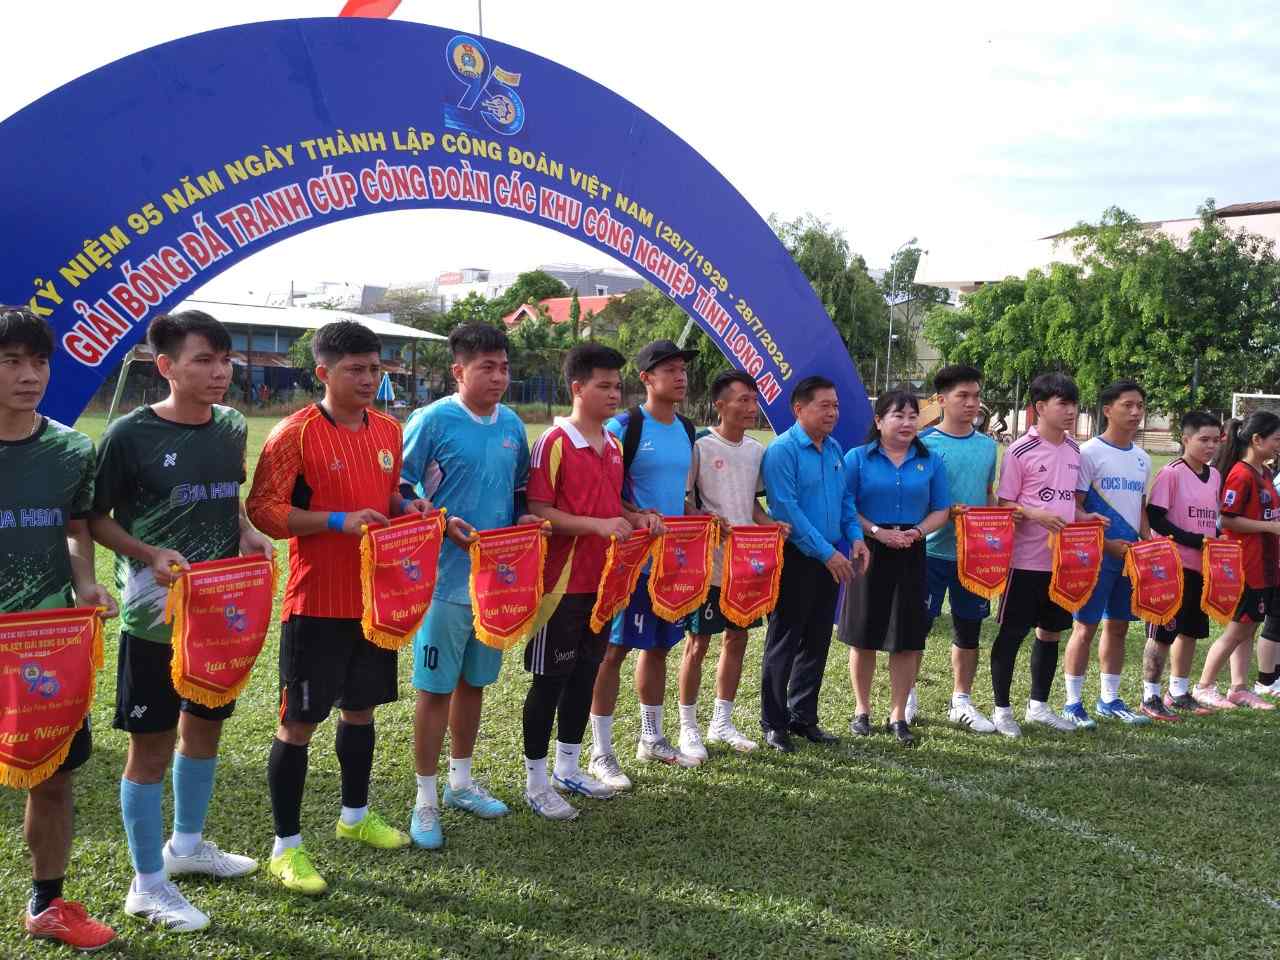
[1232,393,1280,420]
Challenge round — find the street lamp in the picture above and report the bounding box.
[885,236,916,392]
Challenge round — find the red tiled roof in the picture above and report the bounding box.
[502,295,620,327]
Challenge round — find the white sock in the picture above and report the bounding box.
[448,756,473,792]
[907,687,918,707]
[992,705,1012,720]
[271,833,302,858]
[133,870,167,894]
[1027,699,1047,712]
[1143,680,1162,701]
[1100,673,1122,703]
[553,741,582,779]
[640,703,663,743]
[340,805,368,826]
[415,773,437,810]
[711,697,734,729]
[1064,674,1085,706]
[524,756,548,793]
[1170,675,1190,697]
[169,830,202,858]
[951,692,971,708]
[678,702,698,729]
[589,713,614,759]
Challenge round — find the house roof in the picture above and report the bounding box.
[502,295,620,327]
[177,298,446,341]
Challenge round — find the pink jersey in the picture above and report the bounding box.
[996,426,1081,572]
[1147,458,1220,573]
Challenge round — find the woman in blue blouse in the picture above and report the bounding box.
[842,391,950,745]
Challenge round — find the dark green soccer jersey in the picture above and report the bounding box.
[93,404,247,643]
[0,418,96,614]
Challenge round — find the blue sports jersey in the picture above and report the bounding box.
[919,426,998,561]
[606,406,692,517]
[401,395,530,603]
[1077,436,1150,572]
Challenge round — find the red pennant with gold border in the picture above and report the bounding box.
[1201,539,1246,625]
[1048,521,1106,613]
[719,525,785,628]
[590,530,655,633]
[468,522,548,651]
[954,507,1017,600]
[648,516,719,622]
[360,510,446,650]
[1124,538,1183,627]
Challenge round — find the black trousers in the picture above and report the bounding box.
[760,545,840,733]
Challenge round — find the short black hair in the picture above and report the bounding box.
[312,320,381,365]
[791,375,836,407]
[449,322,509,363]
[711,369,757,402]
[1028,372,1079,406]
[867,389,927,454]
[1098,378,1145,407]
[1180,411,1222,434]
[147,310,231,358]
[933,364,983,394]
[563,342,624,390]
[0,307,54,358]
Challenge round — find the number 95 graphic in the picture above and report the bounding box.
[445,35,526,136]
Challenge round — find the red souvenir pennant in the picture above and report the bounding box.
[1047,521,1106,613]
[1124,538,1184,627]
[954,507,1017,600]
[165,556,276,708]
[0,607,102,789]
[648,516,719,622]
[359,510,446,650]
[719,525,786,628]
[1201,538,1246,625]
[468,523,548,651]
[590,530,655,633]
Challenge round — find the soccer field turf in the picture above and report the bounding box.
[3,414,1276,959]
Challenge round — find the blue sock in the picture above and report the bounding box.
[172,753,217,836]
[119,778,165,875]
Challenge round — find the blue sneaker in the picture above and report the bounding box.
[1060,702,1097,730]
[1095,697,1151,725]
[409,805,443,849]
[443,783,510,819]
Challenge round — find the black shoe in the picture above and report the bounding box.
[763,730,795,753]
[849,713,872,737]
[888,720,916,747]
[790,722,839,745]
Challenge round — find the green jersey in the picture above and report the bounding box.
[93,404,246,643]
[0,418,96,613]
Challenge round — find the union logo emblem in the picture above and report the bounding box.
[378,449,395,472]
[452,42,485,78]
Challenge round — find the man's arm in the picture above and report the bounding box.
[529,500,632,540]
[66,518,117,617]
[763,444,834,562]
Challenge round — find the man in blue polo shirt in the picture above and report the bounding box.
[759,375,869,752]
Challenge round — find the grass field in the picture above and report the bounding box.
[3,414,1277,959]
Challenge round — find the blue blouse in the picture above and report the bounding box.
[844,440,950,526]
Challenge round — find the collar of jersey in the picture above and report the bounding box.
[449,393,499,425]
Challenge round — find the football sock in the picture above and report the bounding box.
[589,712,614,759]
[29,877,63,916]
[335,721,374,811]
[271,833,302,859]
[415,774,437,810]
[1064,674,1085,706]
[1100,673,1122,703]
[448,756,473,792]
[1169,675,1190,697]
[711,697,734,728]
[553,740,582,779]
[268,737,308,840]
[120,777,164,876]
[640,703,663,743]
[1143,681,1162,701]
[171,752,217,856]
[678,701,697,728]
[524,756,548,792]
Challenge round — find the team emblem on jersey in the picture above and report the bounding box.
[917,463,925,471]
[378,448,394,472]
[1225,489,1237,507]
[163,452,177,467]
[714,458,725,470]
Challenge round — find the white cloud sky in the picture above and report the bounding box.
[4,0,1276,299]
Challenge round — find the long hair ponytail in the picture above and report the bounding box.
[1214,411,1280,489]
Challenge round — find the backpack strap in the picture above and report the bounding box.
[622,405,645,473]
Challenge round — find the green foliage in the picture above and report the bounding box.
[487,270,570,322]
[286,329,315,370]
[569,289,582,341]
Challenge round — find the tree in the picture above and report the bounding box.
[486,270,570,324]
[881,244,949,383]
[568,289,581,341]
[509,312,574,418]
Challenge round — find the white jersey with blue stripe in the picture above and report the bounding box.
[1077,436,1150,570]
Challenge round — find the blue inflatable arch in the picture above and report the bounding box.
[0,18,871,444]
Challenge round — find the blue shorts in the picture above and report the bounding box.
[1074,564,1135,626]
[609,572,686,651]
[925,556,990,622]
[412,599,503,694]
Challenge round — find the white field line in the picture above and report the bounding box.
[869,757,1280,912]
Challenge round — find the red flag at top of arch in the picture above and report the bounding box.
[339,1,401,17]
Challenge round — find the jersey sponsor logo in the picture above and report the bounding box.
[1100,476,1144,493]
[0,507,65,529]
[1188,506,1217,521]
[378,448,395,472]
[163,453,177,467]
[168,482,239,506]
[1224,489,1237,506]
[1038,487,1074,502]
[639,439,655,452]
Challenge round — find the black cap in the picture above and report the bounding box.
[635,339,697,373]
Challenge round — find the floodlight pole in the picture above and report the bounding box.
[885,237,916,392]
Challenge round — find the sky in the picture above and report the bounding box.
[5,0,1278,300]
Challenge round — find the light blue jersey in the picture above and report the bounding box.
[606,406,692,517]
[919,426,997,561]
[401,395,530,603]
[1077,436,1150,572]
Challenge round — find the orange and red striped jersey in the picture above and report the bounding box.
[247,403,403,619]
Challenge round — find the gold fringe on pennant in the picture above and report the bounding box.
[719,527,785,628]
[1047,522,1104,614]
[953,509,1016,602]
[360,512,445,651]
[589,534,654,634]
[468,524,548,652]
[1201,539,1245,626]
[648,518,719,623]
[1124,542,1182,628]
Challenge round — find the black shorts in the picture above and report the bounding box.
[53,718,92,777]
[1235,586,1278,625]
[1151,570,1210,644]
[114,631,235,733]
[687,587,758,637]
[524,594,606,678]
[279,615,398,723]
[996,569,1073,636]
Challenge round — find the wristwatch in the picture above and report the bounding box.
[870,525,880,537]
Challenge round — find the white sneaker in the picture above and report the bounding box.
[905,687,919,724]
[525,785,579,821]
[1024,701,1075,732]
[636,736,700,767]
[678,724,708,763]
[1254,681,1280,699]
[163,839,258,879]
[991,711,1022,739]
[706,721,759,752]
[947,699,995,733]
[552,769,616,799]
[124,879,210,932]
[587,753,633,792]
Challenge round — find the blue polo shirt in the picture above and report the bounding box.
[762,423,861,562]
[844,440,950,527]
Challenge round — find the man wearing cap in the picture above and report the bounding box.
[587,340,700,790]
